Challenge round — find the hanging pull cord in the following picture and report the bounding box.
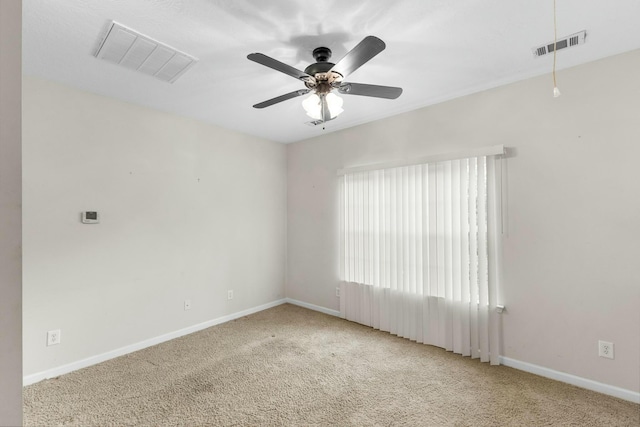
[552,0,561,97]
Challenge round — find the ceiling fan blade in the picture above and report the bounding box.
[337,82,403,99]
[247,53,312,81]
[253,89,310,109]
[330,36,386,78]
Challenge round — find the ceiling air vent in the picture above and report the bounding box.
[95,21,198,83]
[532,30,586,57]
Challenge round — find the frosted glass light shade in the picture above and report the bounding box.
[325,92,344,117]
[302,93,322,120]
[302,92,344,120]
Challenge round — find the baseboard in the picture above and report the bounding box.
[284,298,340,317]
[499,356,640,404]
[23,298,287,386]
[25,300,637,405]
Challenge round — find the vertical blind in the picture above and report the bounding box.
[339,155,502,364]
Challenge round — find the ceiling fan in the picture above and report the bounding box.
[247,36,402,123]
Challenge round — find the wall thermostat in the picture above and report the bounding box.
[81,211,100,224]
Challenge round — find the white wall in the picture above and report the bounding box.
[22,76,287,376]
[0,1,23,424]
[287,50,640,393]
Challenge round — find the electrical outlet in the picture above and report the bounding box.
[336,287,340,297]
[47,329,61,346]
[227,290,233,300]
[598,340,614,359]
[184,299,191,310]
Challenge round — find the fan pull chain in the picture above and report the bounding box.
[552,0,561,97]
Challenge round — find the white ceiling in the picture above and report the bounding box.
[23,0,640,144]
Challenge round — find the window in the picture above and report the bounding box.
[339,153,502,364]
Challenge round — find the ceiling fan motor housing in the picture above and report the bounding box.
[304,61,334,76]
[304,46,343,92]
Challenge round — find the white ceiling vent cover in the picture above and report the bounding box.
[95,21,198,83]
[532,30,587,57]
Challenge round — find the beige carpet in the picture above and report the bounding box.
[23,304,639,426]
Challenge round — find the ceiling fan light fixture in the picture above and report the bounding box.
[302,93,321,119]
[302,92,343,120]
[326,93,344,117]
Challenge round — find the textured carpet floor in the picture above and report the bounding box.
[24,304,639,426]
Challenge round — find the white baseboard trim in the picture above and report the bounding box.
[284,298,340,317]
[499,356,640,404]
[23,298,287,387]
[25,300,637,405]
